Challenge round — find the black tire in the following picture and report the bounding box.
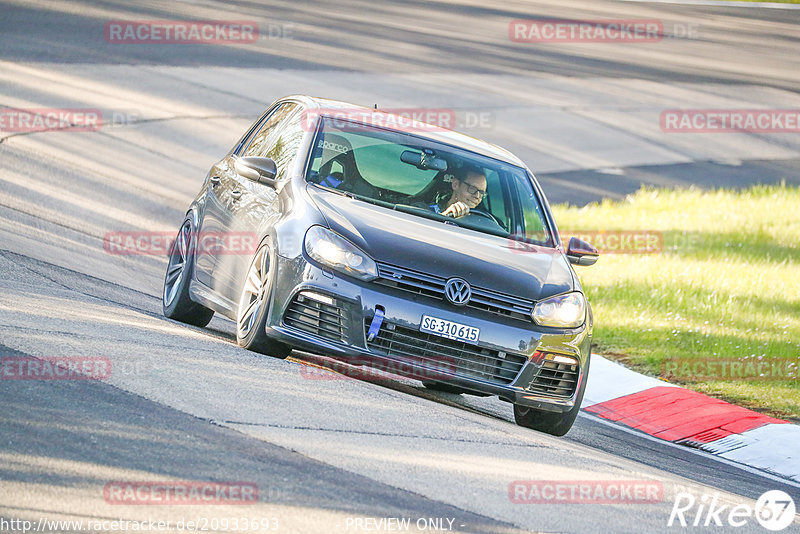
[235,240,292,358]
[513,354,591,437]
[162,217,214,327]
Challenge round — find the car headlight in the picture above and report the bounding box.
[304,226,378,281]
[532,292,586,328]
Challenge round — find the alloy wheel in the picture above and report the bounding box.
[237,245,270,339]
[163,220,192,307]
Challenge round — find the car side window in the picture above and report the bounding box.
[233,107,276,156]
[242,103,304,180]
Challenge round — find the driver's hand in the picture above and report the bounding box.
[441,201,469,218]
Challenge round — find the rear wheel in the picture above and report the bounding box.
[162,218,214,327]
[513,355,590,437]
[236,240,291,358]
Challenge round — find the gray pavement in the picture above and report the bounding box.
[2,251,797,533]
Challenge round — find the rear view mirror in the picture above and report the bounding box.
[566,237,599,266]
[235,157,278,186]
[400,150,447,171]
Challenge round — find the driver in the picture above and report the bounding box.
[432,166,488,218]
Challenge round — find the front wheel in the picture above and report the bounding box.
[513,355,590,437]
[236,240,291,358]
[162,217,214,327]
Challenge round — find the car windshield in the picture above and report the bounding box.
[305,117,553,246]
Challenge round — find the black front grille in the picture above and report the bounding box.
[526,360,579,398]
[374,263,534,322]
[284,293,345,342]
[365,319,526,385]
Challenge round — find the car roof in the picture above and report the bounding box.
[283,94,526,168]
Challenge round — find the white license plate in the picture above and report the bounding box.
[420,315,480,344]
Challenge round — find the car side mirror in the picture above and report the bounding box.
[235,156,278,186]
[566,237,599,266]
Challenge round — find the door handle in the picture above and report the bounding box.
[231,190,242,200]
[210,176,221,186]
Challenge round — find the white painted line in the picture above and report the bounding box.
[582,354,676,407]
[719,424,800,481]
[578,411,800,489]
[619,0,800,9]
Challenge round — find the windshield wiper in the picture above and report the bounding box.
[392,203,442,219]
[314,184,395,210]
[314,183,357,200]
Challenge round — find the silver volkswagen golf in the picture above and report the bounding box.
[162,95,599,436]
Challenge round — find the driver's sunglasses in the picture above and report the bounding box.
[458,180,488,198]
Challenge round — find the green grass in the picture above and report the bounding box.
[552,184,800,420]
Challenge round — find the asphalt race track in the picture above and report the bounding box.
[1,1,799,532]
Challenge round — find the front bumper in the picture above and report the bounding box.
[265,254,591,412]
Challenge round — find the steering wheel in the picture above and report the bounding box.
[468,208,505,228]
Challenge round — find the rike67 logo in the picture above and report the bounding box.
[669,490,797,531]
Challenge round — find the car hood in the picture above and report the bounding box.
[307,186,575,302]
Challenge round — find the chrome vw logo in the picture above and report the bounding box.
[444,278,471,306]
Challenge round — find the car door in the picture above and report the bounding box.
[213,102,306,302]
[194,107,278,287]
